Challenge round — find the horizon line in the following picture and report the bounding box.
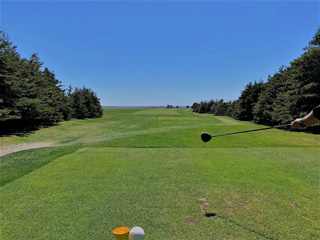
[103,105,190,108]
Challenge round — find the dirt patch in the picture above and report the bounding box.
[301,215,311,221]
[226,208,236,216]
[289,202,297,208]
[235,192,241,200]
[0,142,55,157]
[200,202,210,212]
[198,197,210,213]
[187,219,195,225]
[197,197,208,202]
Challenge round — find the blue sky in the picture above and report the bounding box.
[1,0,319,106]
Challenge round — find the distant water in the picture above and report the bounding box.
[103,106,188,108]
[103,106,165,108]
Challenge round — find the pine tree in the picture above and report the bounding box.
[70,87,103,119]
[253,68,287,125]
[0,31,22,121]
[234,81,265,121]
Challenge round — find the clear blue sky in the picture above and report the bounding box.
[1,0,319,106]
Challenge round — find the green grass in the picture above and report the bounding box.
[0,108,319,239]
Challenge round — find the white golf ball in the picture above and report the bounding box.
[129,226,145,240]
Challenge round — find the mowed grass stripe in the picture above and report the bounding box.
[133,108,182,115]
[0,146,80,187]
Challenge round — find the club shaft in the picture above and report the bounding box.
[211,124,290,138]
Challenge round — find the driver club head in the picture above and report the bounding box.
[201,132,213,142]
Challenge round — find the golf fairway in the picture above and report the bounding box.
[0,108,319,239]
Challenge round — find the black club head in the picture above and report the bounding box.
[201,132,212,142]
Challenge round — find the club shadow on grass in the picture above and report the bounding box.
[204,212,275,240]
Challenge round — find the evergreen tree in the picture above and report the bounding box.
[198,101,208,113]
[191,28,319,133]
[274,48,320,123]
[70,87,103,119]
[191,102,200,112]
[234,81,265,121]
[304,27,320,50]
[253,68,287,125]
[0,31,22,121]
[0,30,103,134]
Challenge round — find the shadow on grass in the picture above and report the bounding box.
[205,212,275,240]
[0,119,57,137]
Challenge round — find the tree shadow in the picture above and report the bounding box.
[0,120,52,137]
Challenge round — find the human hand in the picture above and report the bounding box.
[291,118,306,129]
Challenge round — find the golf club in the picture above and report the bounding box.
[201,124,291,142]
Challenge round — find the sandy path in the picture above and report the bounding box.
[0,142,55,157]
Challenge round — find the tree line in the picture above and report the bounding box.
[192,29,320,133]
[0,30,103,135]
